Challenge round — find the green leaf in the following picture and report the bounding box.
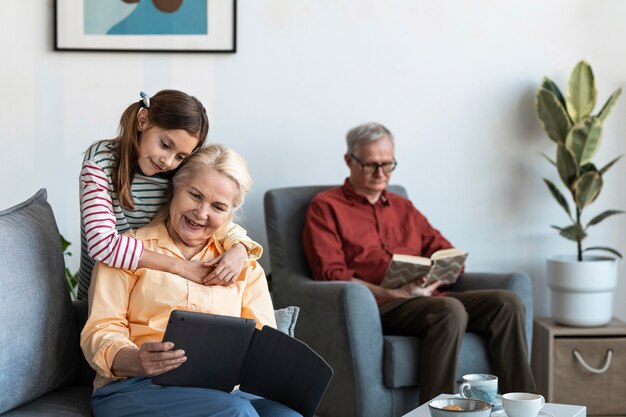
[544,178,572,218]
[583,246,623,259]
[565,117,602,165]
[60,234,71,253]
[567,61,597,122]
[540,152,556,167]
[559,224,587,241]
[541,77,568,111]
[556,144,578,187]
[599,155,623,175]
[536,89,572,143]
[579,163,598,176]
[597,88,621,121]
[574,171,603,209]
[586,210,625,228]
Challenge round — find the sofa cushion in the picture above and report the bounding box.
[383,332,492,388]
[274,306,300,337]
[0,189,81,414]
[457,332,491,379]
[0,386,91,417]
[383,335,421,388]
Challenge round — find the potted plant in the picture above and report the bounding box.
[61,234,79,301]
[535,60,623,327]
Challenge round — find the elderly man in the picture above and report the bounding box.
[302,122,536,404]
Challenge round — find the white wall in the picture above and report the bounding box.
[1,0,625,320]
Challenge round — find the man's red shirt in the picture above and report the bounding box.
[303,180,454,286]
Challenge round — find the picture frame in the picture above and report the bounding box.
[55,0,236,53]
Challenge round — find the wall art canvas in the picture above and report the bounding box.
[55,0,236,52]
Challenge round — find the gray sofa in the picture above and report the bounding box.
[0,189,94,416]
[0,189,301,417]
[264,185,533,417]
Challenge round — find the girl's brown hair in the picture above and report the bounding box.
[112,90,209,209]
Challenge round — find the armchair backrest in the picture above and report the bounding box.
[264,185,407,302]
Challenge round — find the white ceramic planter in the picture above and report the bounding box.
[547,255,618,327]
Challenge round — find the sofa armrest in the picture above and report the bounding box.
[72,300,96,387]
[277,273,393,417]
[451,272,534,358]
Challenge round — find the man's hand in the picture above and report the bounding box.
[350,276,444,303]
[112,343,186,378]
[202,243,248,286]
[393,279,443,299]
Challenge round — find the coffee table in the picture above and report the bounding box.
[401,394,586,417]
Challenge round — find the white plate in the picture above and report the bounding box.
[491,410,554,417]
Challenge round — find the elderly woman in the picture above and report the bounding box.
[81,145,300,417]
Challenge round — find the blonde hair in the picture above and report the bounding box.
[157,144,252,237]
[111,90,209,209]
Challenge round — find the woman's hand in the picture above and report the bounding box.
[112,343,186,378]
[202,243,248,286]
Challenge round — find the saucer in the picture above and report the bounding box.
[491,410,554,417]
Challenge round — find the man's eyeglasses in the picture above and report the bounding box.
[350,154,397,174]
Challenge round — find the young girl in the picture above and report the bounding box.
[77,90,261,300]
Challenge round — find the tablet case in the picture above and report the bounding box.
[152,311,257,391]
[152,310,333,417]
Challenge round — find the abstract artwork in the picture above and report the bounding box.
[56,0,236,52]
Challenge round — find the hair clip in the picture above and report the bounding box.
[140,91,150,109]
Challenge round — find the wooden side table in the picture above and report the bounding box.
[531,317,626,416]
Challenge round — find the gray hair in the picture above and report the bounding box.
[346,122,394,156]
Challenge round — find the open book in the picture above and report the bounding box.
[380,248,468,289]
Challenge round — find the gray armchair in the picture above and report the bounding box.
[264,185,533,417]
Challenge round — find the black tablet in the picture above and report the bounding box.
[152,310,257,392]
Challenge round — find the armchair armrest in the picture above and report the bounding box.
[277,273,393,417]
[451,272,533,358]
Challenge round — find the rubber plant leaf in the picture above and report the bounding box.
[597,88,622,122]
[586,210,625,228]
[565,117,602,166]
[536,89,572,143]
[573,171,603,209]
[544,178,571,218]
[583,246,623,259]
[556,144,578,188]
[566,60,597,122]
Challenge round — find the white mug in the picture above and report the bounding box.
[502,392,545,417]
[459,374,498,403]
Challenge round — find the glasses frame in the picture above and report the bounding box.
[350,153,397,174]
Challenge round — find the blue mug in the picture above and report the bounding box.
[459,374,498,404]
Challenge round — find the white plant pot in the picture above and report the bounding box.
[547,255,618,327]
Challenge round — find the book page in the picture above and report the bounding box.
[430,248,467,260]
[391,253,430,265]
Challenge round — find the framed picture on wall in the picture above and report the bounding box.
[55,0,236,52]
